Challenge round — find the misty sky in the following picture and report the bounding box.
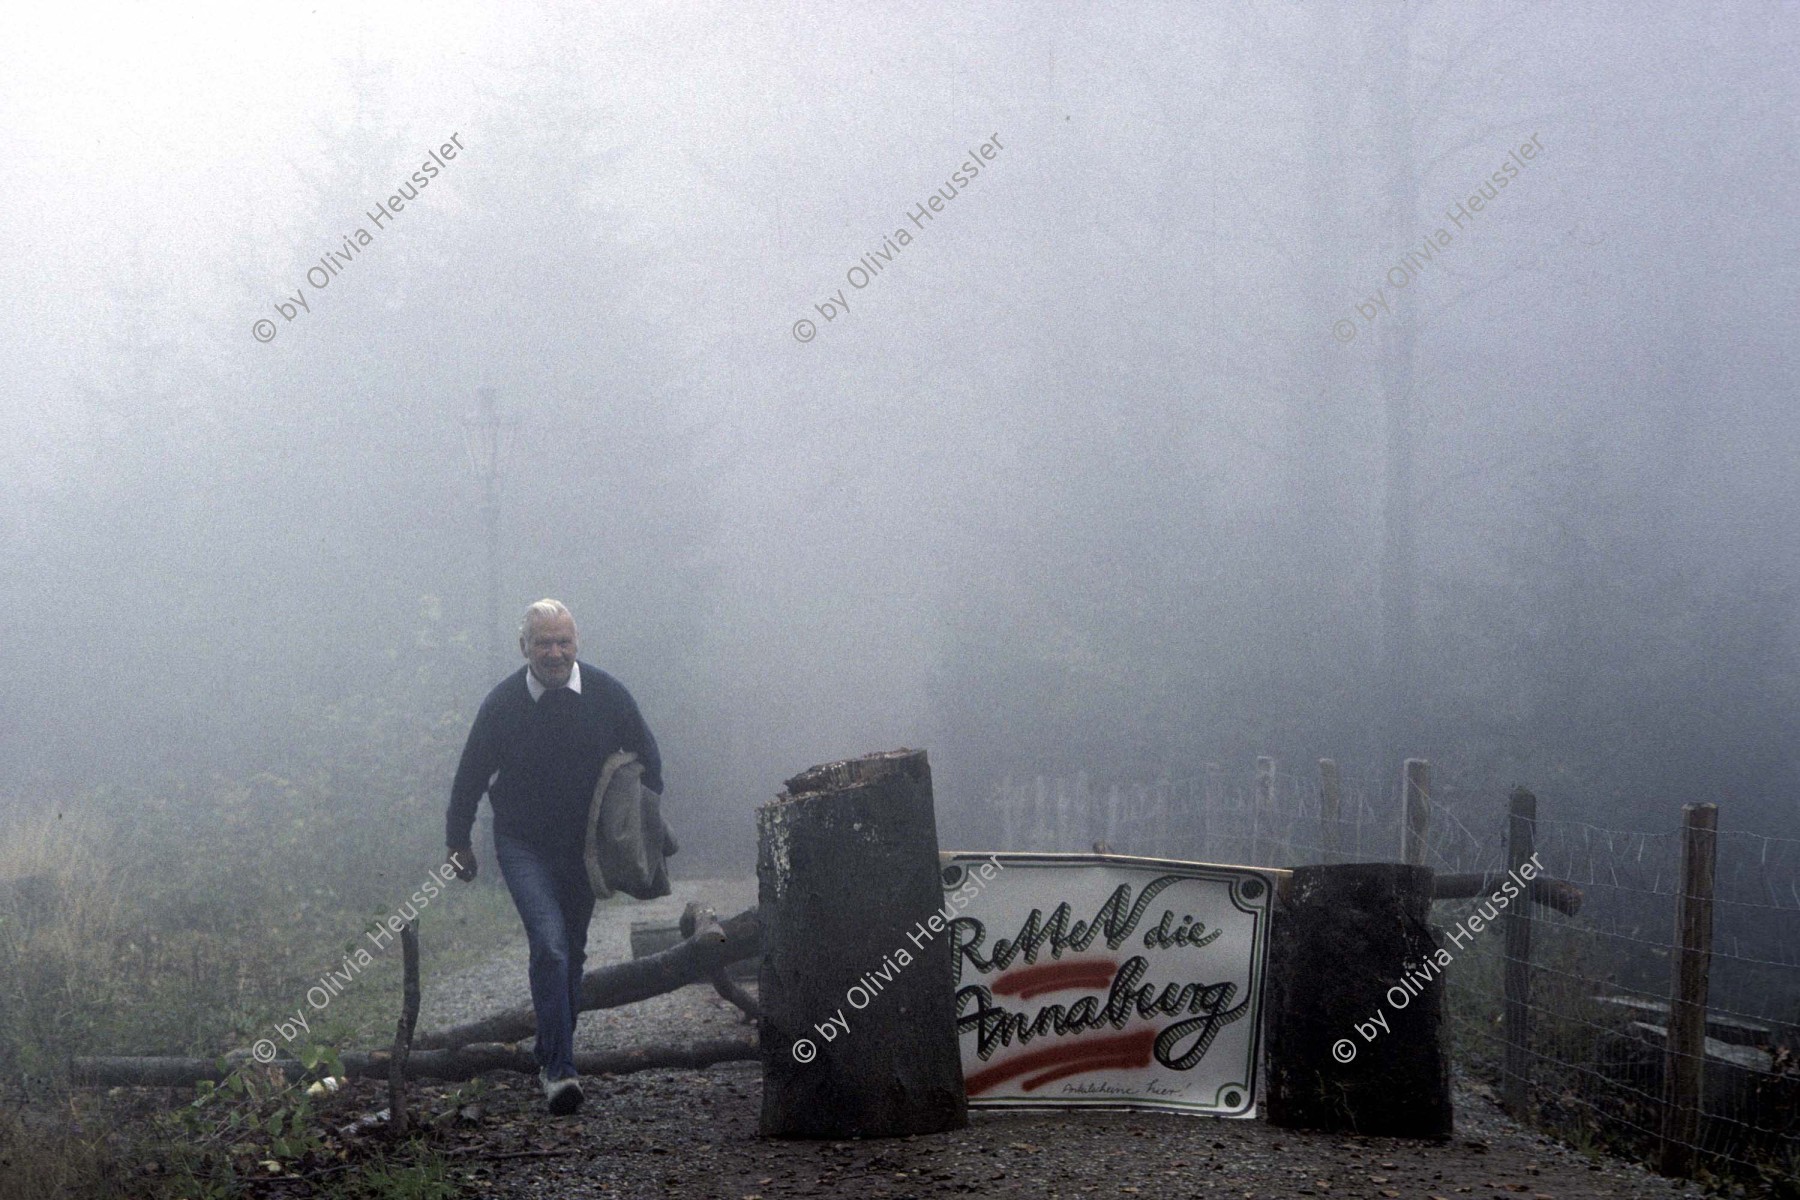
[3,1,1796,854]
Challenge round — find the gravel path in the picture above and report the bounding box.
[410,879,1709,1200]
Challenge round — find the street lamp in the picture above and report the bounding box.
[461,386,515,679]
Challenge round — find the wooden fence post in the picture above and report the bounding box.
[1150,780,1169,856]
[1401,758,1431,866]
[1254,756,1275,866]
[1187,776,1205,861]
[1074,771,1092,848]
[1202,765,1221,861]
[1033,775,1048,850]
[1502,787,1536,1116]
[1658,802,1718,1177]
[1318,759,1342,865]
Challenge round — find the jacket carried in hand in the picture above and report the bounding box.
[584,751,679,900]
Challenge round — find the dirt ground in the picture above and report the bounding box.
[88,878,1716,1198]
[362,1062,1706,1200]
[388,877,1707,1200]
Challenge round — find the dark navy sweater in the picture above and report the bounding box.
[446,663,662,854]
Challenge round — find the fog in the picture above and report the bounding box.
[3,0,1796,867]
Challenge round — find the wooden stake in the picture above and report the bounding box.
[1502,787,1536,1117]
[1432,871,1580,916]
[1318,759,1342,865]
[1254,756,1275,866]
[388,920,419,1136]
[1033,775,1049,849]
[1658,802,1718,1178]
[1401,759,1430,866]
[1201,766,1220,861]
[998,774,1016,850]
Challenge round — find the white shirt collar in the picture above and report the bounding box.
[526,661,582,702]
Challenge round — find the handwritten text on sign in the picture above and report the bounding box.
[942,853,1272,1116]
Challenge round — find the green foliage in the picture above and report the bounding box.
[339,1149,461,1200]
[1444,909,1797,1198]
[0,601,522,1075]
[0,1084,118,1200]
[0,602,525,1197]
[133,1053,465,1200]
[170,1059,332,1183]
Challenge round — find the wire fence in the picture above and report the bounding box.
[985,761,1800,1191]
[988,762,1498,874]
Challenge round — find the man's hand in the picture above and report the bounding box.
[448,846,477,882]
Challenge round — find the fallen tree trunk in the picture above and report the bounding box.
[72,1037,759,1088]
[73,903,762,1089]
[413,904,760,1050]
[1431,871,1583,916]
[680,902,761,1023]
[711,969,761,1023]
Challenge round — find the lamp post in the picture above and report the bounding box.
[462,387,513,679]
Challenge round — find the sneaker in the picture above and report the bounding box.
[539,1068,584,1115]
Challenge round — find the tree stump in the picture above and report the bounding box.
[1265,863,1451,1138]
[756,748,968,1138]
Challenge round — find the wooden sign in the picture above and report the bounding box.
[939,852,1274,1116]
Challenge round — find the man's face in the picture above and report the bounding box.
[522,612,578,689]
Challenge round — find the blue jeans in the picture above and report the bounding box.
[494,832,595,1079]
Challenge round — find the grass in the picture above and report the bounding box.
[0,658,538,1198]
[0,793,523,1199]
[1437,901,1800,1200]
[0,796,524,1078]
[336,1149,462,1200]
[0,789,523,1199]
[0,809,142,1081]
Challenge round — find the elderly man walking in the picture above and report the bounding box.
[446,599,662,1114]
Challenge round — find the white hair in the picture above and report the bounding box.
[519,598,574,638]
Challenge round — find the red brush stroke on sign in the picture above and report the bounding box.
[990,958,1118,1000]
[964,1027,1157,1096]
